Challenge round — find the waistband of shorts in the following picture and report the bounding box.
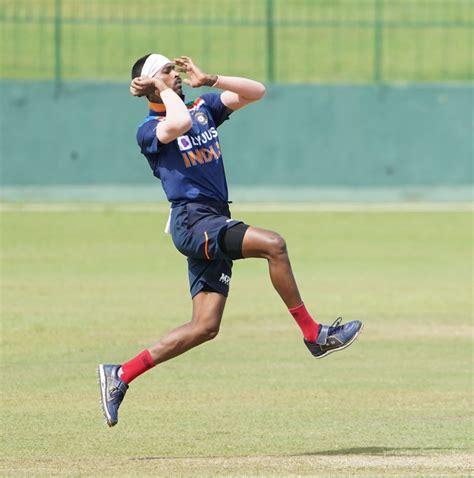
[171,198,232,209]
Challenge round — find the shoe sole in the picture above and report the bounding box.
[315,322,364,359]
[97,365,115,427]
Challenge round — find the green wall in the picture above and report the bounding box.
[0,81,472,200]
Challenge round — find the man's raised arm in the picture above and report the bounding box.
[130,76,192,144]
[175,56,265,112]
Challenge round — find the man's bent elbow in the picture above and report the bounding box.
[255,83,266,100]
[248,83,266,101]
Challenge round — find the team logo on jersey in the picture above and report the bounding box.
[194,112,208,125]
[177,135,193,151]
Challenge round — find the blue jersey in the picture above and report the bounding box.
[136,93,231,204]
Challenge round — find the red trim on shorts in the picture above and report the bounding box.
[204,231,210,260]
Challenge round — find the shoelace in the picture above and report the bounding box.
[109,386,124,399]
[328,317,343,334]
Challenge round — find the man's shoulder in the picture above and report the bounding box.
[187,93,221,110]
[137,116,164,140]
[138,115,166,129]
[136,115,168,154]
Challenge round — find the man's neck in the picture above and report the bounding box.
[149,102,166,113]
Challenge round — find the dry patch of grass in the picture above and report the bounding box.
[1,452,472,477]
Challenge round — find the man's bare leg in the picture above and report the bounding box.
[240,225,321,343]
[241,226,303,308]
[98,291,226,426]
[147,291,226,364]
[118,291,226,382]
[239,225,363,359]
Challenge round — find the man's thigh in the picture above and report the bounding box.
[188,256,233,298]
[191,290,227,324]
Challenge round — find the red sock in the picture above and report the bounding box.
[119,349,155,384]
[289,303,320,343]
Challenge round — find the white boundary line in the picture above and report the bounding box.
[0,202,472,213]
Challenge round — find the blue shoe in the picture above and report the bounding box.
[97,364,128,427]
[304,318,363,359]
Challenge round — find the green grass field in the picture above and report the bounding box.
[1,0,472,82]
[1,206,473,477]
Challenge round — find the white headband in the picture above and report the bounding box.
[141,54,172,78]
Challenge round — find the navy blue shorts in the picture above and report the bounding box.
[170,201,243,298]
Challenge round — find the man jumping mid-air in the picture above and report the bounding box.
[98,53,363,427]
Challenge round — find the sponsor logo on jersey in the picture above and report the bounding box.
[177,135,193,151]
[178,127,221,168]
[219,273,231,285]
[191,127,218,146]
[178,127,218,152]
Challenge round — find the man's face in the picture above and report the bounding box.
[156,63,184,99]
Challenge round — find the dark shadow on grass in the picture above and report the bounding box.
[133,447,467,461]
[298,447,465,456]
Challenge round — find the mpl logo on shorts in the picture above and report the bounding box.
[219,273,231,286]
[177,135,193,151]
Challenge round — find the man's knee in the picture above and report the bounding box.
[265,231,287,259]
[193,318,220,342]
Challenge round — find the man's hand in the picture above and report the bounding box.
[174,56,217,88]
[130,77,169,97]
